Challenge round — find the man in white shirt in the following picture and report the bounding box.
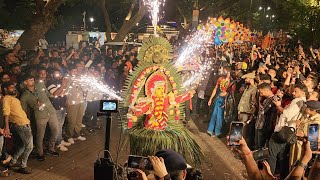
[267,84,307,178]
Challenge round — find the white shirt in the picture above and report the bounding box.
[274,96,306,132]
[39,39,48,50]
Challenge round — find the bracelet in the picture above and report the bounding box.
[242,151,252,158]
[294,160,308,170]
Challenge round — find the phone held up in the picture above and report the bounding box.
[308,124,319,151]
[127,155,153,170]
[127,155,153,180]
[229,121,244,146]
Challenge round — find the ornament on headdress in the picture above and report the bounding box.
[137,36,173,64]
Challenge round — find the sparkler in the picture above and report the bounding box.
[69,75,122,101]
[175,29,211,67]
[143,0,166,35]
[175,28,212,89]
[182,58,213,88]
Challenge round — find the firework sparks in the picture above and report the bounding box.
[175,29,211,67]
[143,0,166,35]
[182,57,213,88]
[70,75,122,101]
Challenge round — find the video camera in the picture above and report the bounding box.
[98,100,119,116]
[94,100,119,180]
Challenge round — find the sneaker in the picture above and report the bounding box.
[88,128,95,133]
[61,140,72,146]
[8,161,19,168]
[17,167,32,174]
[57,144,68,152]
[67,138,75,144]
[0,167,10,177]
[206,131,214,137]
[36,154,46,161]
[81,124,86,128]
[46,150,60,157]
[76,136,86,141]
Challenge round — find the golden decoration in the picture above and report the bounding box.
[137,36,173,64]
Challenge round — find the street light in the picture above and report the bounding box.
[259,6,263,10]
[267,6,271,10]
[89,17,94,31]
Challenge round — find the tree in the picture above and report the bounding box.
[17,0,65,50]
[99,0,146,42]
[175,0,242,30]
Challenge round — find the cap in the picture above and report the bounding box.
[241,72,256,79]
[306,100,320,111]
[155,149,187,171]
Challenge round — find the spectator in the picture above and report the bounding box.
[65,65,86,144]
[47,69,71,151]
[290,100,320,168]
[20,75,60,161]
[268,84,308,178]
[255,83,278,149]
[238,72,258,148]
[2,82,33,174]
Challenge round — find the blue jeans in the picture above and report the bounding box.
[56,108,67,145]
[207,96,225,136]
[12,124,33,168]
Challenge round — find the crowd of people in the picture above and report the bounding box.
[193,41,320,179]
[1,34,320,179]
[0,40,140,175]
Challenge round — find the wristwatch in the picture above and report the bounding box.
[294,160,308,170]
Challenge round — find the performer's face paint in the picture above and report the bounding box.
[155,86,164,97]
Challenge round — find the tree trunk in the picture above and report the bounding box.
[112,2,146,42]
[100,0,112,42]
[17,0,64,51]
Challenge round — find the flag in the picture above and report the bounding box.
[261,32,271,50]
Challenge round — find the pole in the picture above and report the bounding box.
[83,11,86,31]
[104,114,112,158]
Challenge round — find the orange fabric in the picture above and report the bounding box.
[126,61,133,71]
[261,32,271,50]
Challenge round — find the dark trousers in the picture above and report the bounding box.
[84,101,99,127]
[267,133,290,179]
[255,129,267,150]
[238,113,255,149]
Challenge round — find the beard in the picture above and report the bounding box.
[8,90,17,96]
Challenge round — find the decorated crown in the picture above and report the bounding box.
[145,71,167,96]
[137,36,173,64]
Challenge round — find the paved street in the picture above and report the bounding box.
[6,114,246,180]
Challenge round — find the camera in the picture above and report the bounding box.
[99,100,119,113]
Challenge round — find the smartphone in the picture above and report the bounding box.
[127,155,153,170]
[229,122,244,146]
[253,148,269,162]
[308,124,319,151]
